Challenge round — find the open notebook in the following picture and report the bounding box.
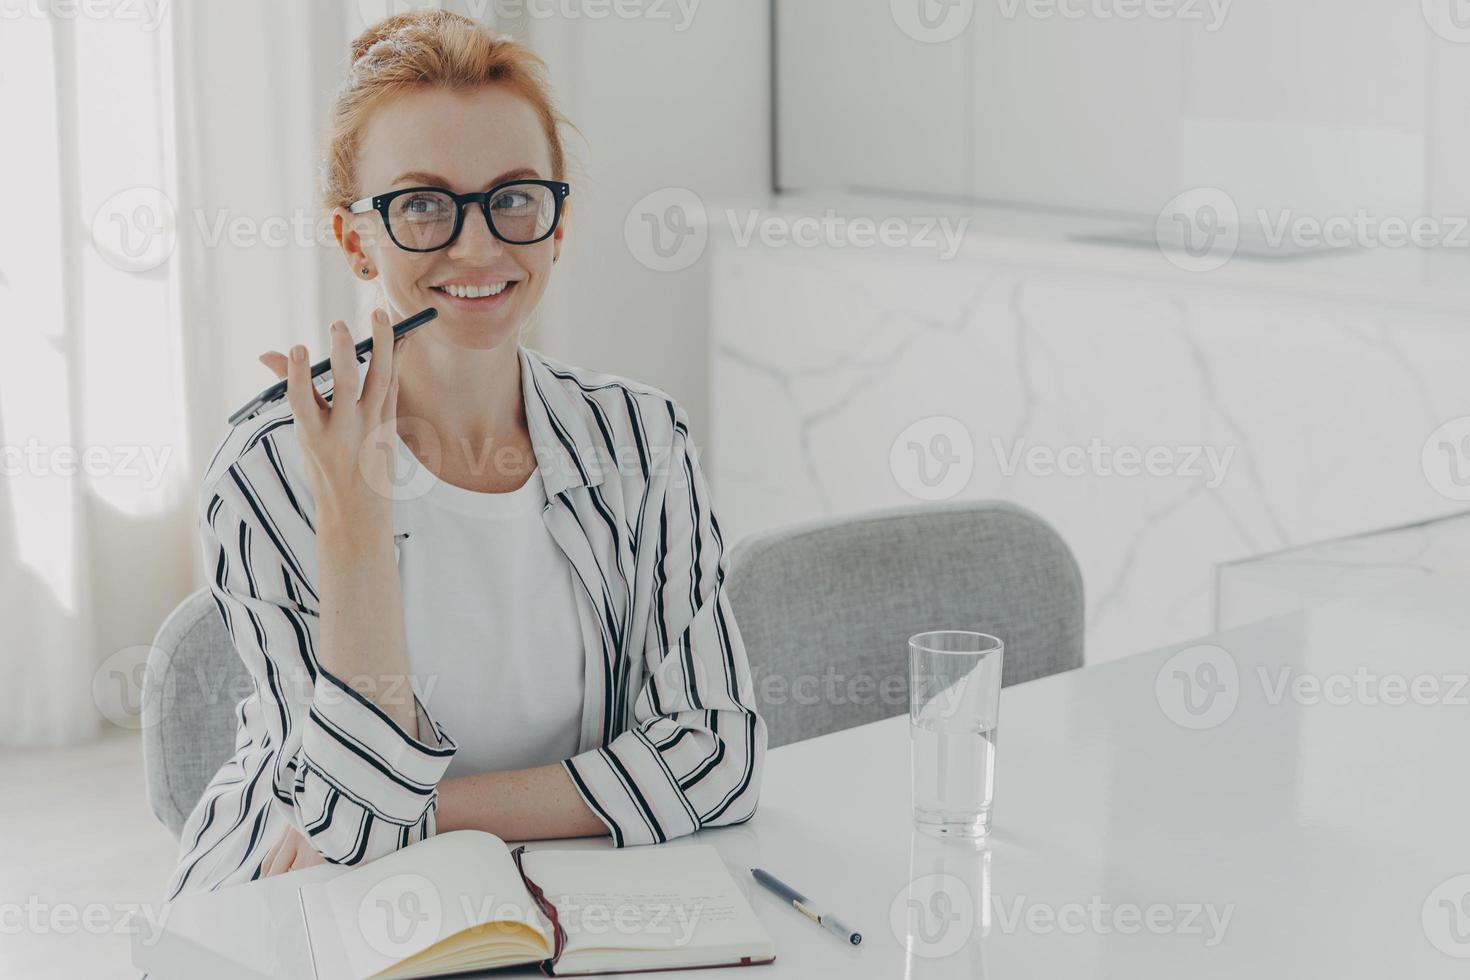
[299,830,775,978]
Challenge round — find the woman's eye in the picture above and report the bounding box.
[491,192,532,211]
[405,196,449,215]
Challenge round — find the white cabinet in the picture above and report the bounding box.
[775,1,1458,220]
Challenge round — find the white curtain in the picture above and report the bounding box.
[2,6,184,746]
[0,0,395,746]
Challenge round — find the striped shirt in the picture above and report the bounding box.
[163,344,767,902]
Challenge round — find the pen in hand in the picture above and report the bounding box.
[750,868,862,945]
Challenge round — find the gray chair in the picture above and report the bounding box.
[142,587,249,838]
[725,500,1084,749]
[144,501,1084,832]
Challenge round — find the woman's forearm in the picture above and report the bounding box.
[316,504,419,736]
[435,763,610,841]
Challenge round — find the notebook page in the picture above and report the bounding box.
[309,830,551,979]
[520,844,774,960]
[134,863,346,979]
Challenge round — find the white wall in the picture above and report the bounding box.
[777,0,1467,225]
[523,3,772,439]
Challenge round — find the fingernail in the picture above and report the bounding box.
[292,346,305,362]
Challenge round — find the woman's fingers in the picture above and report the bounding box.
[360,308,393,415]
[385,365,401,427]
[284,344,326,435]
[261,826,323,877]
[264,831,295,878]
[381,324,406,426]
[277,838,304,875]
[259,832,286,877]
[292,841,326,871]
[327,320,361,408]
[258,351,288,380]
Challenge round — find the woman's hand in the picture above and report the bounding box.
[275,308,403,525]
[260,824,326,878]
[270,308,421,734]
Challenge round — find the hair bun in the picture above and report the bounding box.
[349,9,474,63]
[323,9,573,216]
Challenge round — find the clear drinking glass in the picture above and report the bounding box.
[909,631,1004,839]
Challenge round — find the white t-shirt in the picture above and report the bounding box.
[392,435,586,779]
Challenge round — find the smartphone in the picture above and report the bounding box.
[226,307,438,425]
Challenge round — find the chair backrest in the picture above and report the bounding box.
[144,502,1083,830]
[142,587,250,839]
[725,500,1083,749]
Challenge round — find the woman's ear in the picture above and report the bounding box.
[552,206,570,262]
[332,206,374,276]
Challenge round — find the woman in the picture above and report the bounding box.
[164,10,765,902]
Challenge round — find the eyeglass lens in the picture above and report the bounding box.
[387,182,557,249]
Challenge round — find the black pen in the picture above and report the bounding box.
[226,307,439,425]
[750,868,862,945]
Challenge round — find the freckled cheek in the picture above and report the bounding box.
[383,257,435,293]
[520,274,551,303]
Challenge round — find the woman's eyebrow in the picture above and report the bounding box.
[390,166,540,188]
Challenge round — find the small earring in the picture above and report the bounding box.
[360,267,370,276]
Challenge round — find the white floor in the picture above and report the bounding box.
[1,729,180,979]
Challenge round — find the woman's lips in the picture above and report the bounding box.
[430,282,518,310]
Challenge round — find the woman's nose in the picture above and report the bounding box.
[448,201,508,258]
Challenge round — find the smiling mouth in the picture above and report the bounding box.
[431,281,519,300]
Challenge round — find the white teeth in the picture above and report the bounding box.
[439,282,510,298]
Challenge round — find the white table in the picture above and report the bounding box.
[526,574,1470,978]
[1217,511,1470,632]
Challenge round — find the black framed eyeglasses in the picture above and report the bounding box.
[349,179,571,252]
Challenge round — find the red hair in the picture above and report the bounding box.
[320,10,581,213]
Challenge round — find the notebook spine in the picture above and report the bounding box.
[511,844,568,975]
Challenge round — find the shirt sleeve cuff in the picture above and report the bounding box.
[300,666,457,823]
[562,732,700,848]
